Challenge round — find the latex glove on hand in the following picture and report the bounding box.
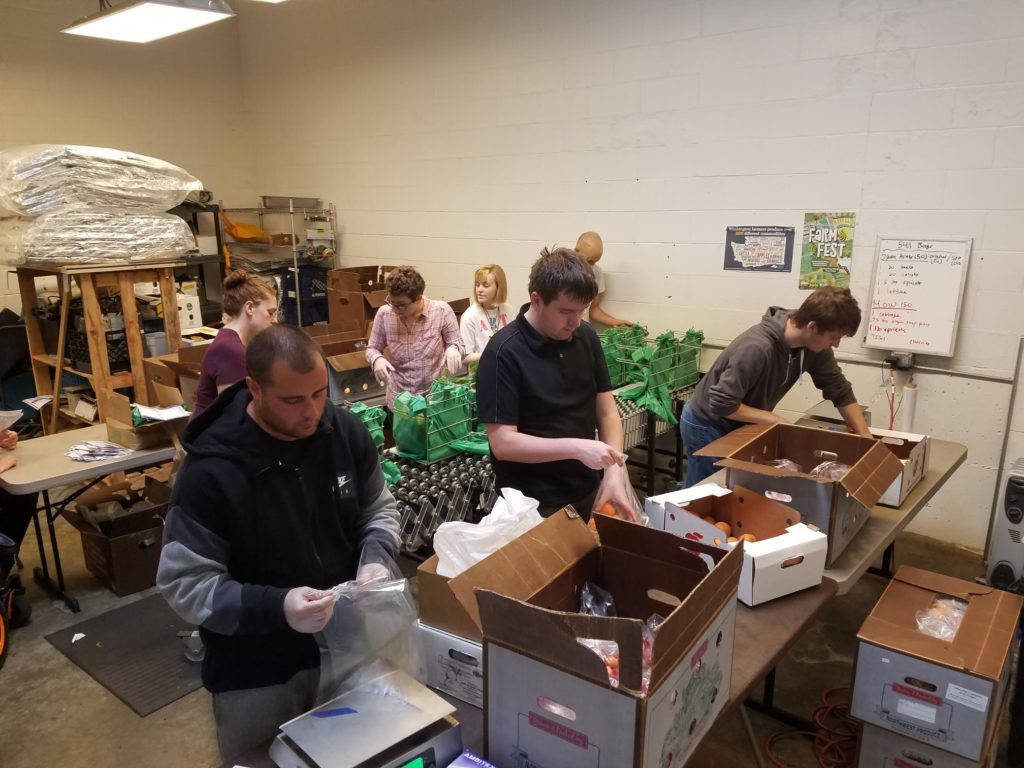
[356,563,391,585]
[372,357,395,385]
[444,346,463,376]
[283,587,335,633]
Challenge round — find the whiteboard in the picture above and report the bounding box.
[863,237,972,357]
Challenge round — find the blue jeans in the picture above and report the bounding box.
[680,402,731,488]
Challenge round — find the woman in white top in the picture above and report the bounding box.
[460,264,514,367]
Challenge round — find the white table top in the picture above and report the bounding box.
[0,424,176,495]
[703,438,967,596]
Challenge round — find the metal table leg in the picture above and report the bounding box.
[32,489,80,613]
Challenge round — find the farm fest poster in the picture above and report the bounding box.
[799,211,855,290]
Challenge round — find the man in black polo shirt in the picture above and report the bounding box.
[476,247,634,520]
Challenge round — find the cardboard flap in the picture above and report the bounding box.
[712,456,831,482]
[365,290,388,309]
[98,390,133,425]
[594,513,729,572]
[447,508,597,635]
[693,423,772,458]
[840,439,906,508]
[152,381,184,407]
[894,565,994,602]
[476,589,646,691]
[163,359,202,378]
[177,343,210,364]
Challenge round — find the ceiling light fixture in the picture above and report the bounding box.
[62,0,236,44]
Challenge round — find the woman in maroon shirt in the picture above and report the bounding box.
[190,270,277,420]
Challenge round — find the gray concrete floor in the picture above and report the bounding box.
[0,515,1013,768]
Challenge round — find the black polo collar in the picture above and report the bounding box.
[513,302,581,352]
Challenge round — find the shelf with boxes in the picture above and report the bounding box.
[219,198,338,327]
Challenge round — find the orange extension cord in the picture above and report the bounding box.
[764,686,861,768]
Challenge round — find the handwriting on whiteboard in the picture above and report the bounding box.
[865,238,971,356]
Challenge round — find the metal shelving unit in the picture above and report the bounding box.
[219,199,338,326]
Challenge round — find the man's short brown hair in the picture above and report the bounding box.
[791,287,861,336]
[529,247,598,304]
[246,325,323,387]
[385,266,426,300]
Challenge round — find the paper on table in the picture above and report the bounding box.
[0,410,22,432]
[65,440,134,462]
[135,404,189,422]
[22,396,52,412]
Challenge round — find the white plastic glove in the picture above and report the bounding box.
[356,562,390,585]
[372,357,395,384]
[283,587,335,633]
[444,345,463,376]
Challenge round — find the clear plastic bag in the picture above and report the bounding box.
[915,596,967,641]
[769,458,803,472]
[810,461,851,480]
[0,144,202,216]
[315,542,424,704]
[593,465,647,524]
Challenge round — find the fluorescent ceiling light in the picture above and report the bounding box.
[62,1,235,44]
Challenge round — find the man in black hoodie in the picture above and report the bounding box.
[157,325,399,762]
[682,287,873,487]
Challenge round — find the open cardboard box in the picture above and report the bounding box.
[327,287,388,328]
[327,265,384,293]
[696,423,904,566]
[645,484,827,606]
[870,427,930,508]
[318,337,385,403]
[100,388,188,451]
[477,512,743,768]
[850,565,1023,762]
[160,342,209,409]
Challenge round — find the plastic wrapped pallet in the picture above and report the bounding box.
[0,144,202,216]
[0,212,195,266]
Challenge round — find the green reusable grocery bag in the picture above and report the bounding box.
[349,401,387,448]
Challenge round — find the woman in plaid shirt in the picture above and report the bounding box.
[366,265,464,409]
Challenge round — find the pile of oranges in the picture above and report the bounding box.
[588,502,620,531]
[701,516,757,546]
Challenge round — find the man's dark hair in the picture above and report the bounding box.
[528,246,599,304]
[246,325,323,387]
[791,287,862,336]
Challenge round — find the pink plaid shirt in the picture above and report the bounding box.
[366,298,464,408]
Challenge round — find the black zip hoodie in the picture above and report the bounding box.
[689,306,856,432]
[157,381,399,693]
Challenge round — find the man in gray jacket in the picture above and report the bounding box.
[681,287,873,487]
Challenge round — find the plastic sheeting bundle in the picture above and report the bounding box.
[0,144,202,217]
[0,212,195,266]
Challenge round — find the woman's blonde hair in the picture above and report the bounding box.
[473,264,508,305]
[221,269,276,318]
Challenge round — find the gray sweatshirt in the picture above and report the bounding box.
[689,306,856,431]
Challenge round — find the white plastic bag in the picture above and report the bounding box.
[433,487,543,578]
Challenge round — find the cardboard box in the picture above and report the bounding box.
[856,721,1000,768]
[63,492,168,597]
[143,353,179,404]
[850,566,1023,761]
[327,287,388,327]
[871,428,930,508]
[696,423,904,566]
[161,343,210,409]
[645,484,827,606]
[418,620,484,708]
[446,751,497,768]
[100,390,187,450]
[327,265,383,293]
[319,337,386,403]
[478,513,743,768]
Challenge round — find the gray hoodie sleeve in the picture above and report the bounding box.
[348,412,400,558]
[704,341,772,418]
[806,350,856,408]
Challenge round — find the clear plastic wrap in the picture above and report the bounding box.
[315,543,424,704]
[0,212,194,266]
[915,596,967,641]
[810,460,851,480]
[769,458,803,472]
[0,144,202,216]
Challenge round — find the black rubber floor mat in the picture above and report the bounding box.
[46,593,202,716]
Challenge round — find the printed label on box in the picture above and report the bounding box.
[946,684,989,713]
[896,698,938,724]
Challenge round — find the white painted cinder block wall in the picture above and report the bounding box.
[0,0,254,311]
[234,0,1024,551]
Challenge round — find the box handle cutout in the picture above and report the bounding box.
[764,490,792,503]
[139,538,157,549]
[448,649,479,667]
[904,676,937,693]
[537,696,576,722]
[898,749,933,765]
[880,436,906,446]
[647,588,681,608]
[781,555,804,569]
[814,449,838,460]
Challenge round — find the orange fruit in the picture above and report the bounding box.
[598,502,618,517]
[727,536,738,543]
[739,533,757,543]
[702,515,716,524]
[714,521,732,537]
